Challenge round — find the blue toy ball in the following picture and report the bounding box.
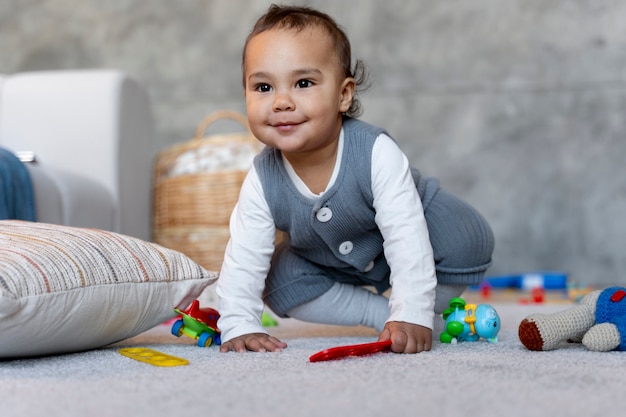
[440,297,501,344]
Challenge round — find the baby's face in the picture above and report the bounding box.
[243,26,354,158]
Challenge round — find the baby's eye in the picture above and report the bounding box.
[255,83,272,93]
[296,79,313,88]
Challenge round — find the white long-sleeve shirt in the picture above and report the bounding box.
[216,130,437,342]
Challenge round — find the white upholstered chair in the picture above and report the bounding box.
[0,70,153,240]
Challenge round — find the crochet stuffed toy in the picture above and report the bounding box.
[518,286,626,351]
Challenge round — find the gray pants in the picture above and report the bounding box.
[264,189,494,318]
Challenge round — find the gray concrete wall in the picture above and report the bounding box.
[2,0,625,286]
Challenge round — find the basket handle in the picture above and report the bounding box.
[194,110,251,140]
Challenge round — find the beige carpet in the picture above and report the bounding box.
[2,301,623,417]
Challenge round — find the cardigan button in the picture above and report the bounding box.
[316,207,333,222]
[363,260,375,272]
[339,241,354,255]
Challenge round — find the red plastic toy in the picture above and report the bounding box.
[171,300,221,347]
[309,340,392,362]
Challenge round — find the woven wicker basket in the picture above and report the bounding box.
[152,110,260,271]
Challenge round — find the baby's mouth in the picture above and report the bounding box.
[272,121,302,132]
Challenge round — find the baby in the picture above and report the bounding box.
[216,4,494,354]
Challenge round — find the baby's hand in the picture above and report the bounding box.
[378,321,432,353]
[219,333,288,353]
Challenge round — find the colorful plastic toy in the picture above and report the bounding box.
[309,340,392,362]
[171,300,221,347]
[262,311,279,327]
[119,347,189,367]
[440,297,501,344]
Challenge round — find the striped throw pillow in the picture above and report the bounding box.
[0,220,218,358]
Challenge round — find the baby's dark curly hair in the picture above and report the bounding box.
[242,4,369,118]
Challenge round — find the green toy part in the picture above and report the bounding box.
[262,311,278,327]
[442,297,466,320]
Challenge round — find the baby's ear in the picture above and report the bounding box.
[338,77,356,113]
